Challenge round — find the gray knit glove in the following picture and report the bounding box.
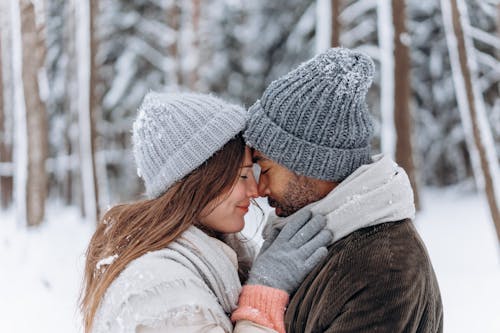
[247,210,332,294]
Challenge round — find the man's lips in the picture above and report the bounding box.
[267,198,278,208]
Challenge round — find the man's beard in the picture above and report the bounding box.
[268,177,323,217]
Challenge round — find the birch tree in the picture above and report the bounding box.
[166,1,182,86]
[377,0,420,209]
[0,34,4,176]
[189,0,200,89]
[90,0,107,216]
[316,0,332,53]
[64,0,81,207]
[377,0,395,158]
[11,0,27,224]
[75,0,99,223]
[0,3,14,209]
[497,2,500,140]
[0,26,12,208]
[11,0,49,226]
[316,0,342,52]
[441,0,500,241]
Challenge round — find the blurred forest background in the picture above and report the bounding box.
[0,0,499,238]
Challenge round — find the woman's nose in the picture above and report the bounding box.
[247,174,259,198]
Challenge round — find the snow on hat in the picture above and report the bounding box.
[244,47,375,181]
[133,91,248,198]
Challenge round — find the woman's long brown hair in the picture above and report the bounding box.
[80,134,246,332]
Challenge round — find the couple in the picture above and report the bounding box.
[80,48,443,333]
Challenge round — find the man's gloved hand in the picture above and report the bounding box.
[247,209,332,294]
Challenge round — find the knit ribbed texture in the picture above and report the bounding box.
[244,47,375,182]
[133,91,247,198]
[285,220,443,332]
[231,285,289,333]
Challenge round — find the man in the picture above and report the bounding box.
[244,48,443,332]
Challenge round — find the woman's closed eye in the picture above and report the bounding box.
[240,167,254,180]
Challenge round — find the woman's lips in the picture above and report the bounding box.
[236,205,249,212]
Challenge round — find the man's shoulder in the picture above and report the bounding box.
[312,220,434,287]
[322,219,433,282]
[289,218,438,308]
[285,219,443,333]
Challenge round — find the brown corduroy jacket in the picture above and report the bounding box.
[285,219,443,333]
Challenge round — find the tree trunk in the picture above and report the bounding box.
[20,0,48,226]
[75,0,99,223]
[166,2,182,86]
[392,0,420,210]
[0,34,4,195]
[442,0,500,242]
[316,0,331,53]
[330,0,341,47]
[497,3,500,99]
[189,0,200,89]
[62,0,76,206]
[377,0,395,158]
[0,2,14,209]
[90,0,102,219]
[0,32,13,209]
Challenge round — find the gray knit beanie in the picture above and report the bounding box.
[244,47,375,182]
[133,91,247,198]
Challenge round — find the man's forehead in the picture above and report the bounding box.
[251,150,270,162]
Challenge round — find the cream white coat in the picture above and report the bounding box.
[92,227,276,333]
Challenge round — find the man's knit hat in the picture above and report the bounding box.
[244,47,375,182]
[133,91,247,198]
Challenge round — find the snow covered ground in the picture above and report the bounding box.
[1,187,499,333]
[0,204,93,333]
[414,188,500,333]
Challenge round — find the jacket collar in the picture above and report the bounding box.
[264,154,416,244]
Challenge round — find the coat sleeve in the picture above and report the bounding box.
[130,281,281,333]
[231,285,288,333]
[123,274,279,333]
[136,319,226,333]
[103,254,281,333]
[121,278,230,333]
[136,319,277,333]
[234,320,279,333]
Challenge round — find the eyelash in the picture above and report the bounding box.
[261,169,270,175]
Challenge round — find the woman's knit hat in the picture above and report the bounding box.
[132,91,247,198]
[244,47,375,182]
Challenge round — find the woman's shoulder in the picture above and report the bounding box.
[93,249,225,333]
[128,247,199,278]
[111,248,213,299]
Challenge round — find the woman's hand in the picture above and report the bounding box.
[247,210,332,294]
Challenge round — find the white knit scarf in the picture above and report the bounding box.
[167,226,242,312]
[264,154,416,244]
[93,226,241,333]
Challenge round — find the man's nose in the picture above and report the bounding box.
[257,179,269,197]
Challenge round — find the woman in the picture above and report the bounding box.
[80,92,331,333]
